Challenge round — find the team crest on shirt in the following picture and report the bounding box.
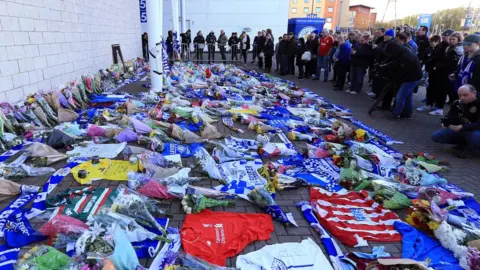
[470,106,477,113]
[271,258,288,270]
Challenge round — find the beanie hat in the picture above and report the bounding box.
[385,29,395,37]
[441,29,454,36]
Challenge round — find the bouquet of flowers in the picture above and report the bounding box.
[248,187,297,226]
[16,245,74,270]
[181,194,235,214]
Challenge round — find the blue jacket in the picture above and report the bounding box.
[337,41,351,64]
[408,40,418,55]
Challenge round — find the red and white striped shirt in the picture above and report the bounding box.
[310,187,402,247]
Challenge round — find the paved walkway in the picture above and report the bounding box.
[1,62,478,268]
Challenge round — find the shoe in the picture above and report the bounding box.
[297,76,304,80]
[345,90,351,93]
[386,114,401,120]
[251,61,255,64]
[429,109,444,116]
[312,78,320,81]
[329,79,335,82]
[416,105,434,112]
[333,88,343,91]
[400,114,412,120]
[350,91,357,95]
[323,80,327,83]
[279,73,286,76]
[366,91,375,96]
[453,149,476,159]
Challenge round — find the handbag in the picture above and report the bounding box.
[259,52,264,58]
[301,51,311,61]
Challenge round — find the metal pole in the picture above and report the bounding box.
[147,0,163,92]
[171,0,180,34]
[394,0,397,35]
[464,0,471,31]
[337,0,344,31]
[181,0,186,33]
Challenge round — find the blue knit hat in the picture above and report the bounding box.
[385,29,395,37]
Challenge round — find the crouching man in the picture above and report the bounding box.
[431,84,480,158]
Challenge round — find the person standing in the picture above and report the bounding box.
[166,30,174,63]
[286,32,297,75]
[308,31,320,79]
[206,31,217,64]
[274,36,281,71]
[252,31,261,64]
[418,35,442,113]
[257,30,267,69]
[239,31,251,65]
[416,26,430,64]
[218,30,228,64]
[348,33,373,94]
[278,34,289,76]
[315,29,335,82]
[142,32,149,61]
[455,34,480,91]
[264,34,275,73]
[385,42,422,120]
[228,32,240,62]
[444,32,464,104]
[296,37,307,79]
[193,31,205,64]
[406,32,418,55]
[333,36,352,91]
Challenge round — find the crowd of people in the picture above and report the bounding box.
[146,27,480,158]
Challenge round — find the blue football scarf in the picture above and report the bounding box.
[149,228,181,270]
[4,211,47,248]
[0,144,25,163]
[162,143,201,157]
[0,193,37,237]
[214,180,256,198]
[348,118,403,145]
[224,137,258,152]
[25,161,82,219]
[222,117,244,133]
[0,245,20,270]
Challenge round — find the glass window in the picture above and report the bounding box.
[316,7,321,13]
[352,11,356,17]
[316,0,321,2]
[326,17,332,22]
[304,0,309,3]
[328,7,333,12]
[292,8,297,13]
[292,0,297,3]
[329,0,334,2]
[304,7,309,13]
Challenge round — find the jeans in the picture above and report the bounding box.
[208,45,215,63]
[350,65,366,93]
[280,55,288,74]
[298,62,305,77]
[392,81,419,117]
[231,46,238,61]
[265,55,273,70]
[276,54,280,70]
[142,45,149,61]
[258,56,264,68]
[242,49,247,63]
[432,128,480,152]
[316,56,329,80]
[288,55,295,75]
[195,49,203,64]
[335,62,350,89]
[219,45,226,64]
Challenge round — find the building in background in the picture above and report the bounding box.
[349,5,377,30]
[142,0,288,40]
[288,0,353,30]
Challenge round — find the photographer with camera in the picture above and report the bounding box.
[432,84,480,158]
[383,42,422,120]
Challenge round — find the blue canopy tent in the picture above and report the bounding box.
[287,18,326,39]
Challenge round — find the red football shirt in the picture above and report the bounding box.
[181,210,274,266]
[318,36,334,56]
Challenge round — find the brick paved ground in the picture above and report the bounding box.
[1,60,479,268]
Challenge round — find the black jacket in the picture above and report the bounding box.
[264,39,274,57]
[374,35,384,45]
[438,45,463,75]
[444,99,480,131]
[256,36,266,53]
[287,38,297,56]
[228,36,239,47]
[278,40,288,55]
[240,35,251,50]
[416,35,430,62]
[385,42,422,83]
[206,33,217,45]
[193,35,205,44]
[307,38,319,56]
[351,43,373,69]
[296,43,306,65]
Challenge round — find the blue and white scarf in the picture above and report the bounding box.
[0,245,20,270]
[457,53,477,88]
[348,118,403,145]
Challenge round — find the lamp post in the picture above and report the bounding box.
[181,0,186,33]
[146,0,163,92]
[337,0,344,31]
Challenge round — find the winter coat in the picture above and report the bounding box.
[337,41,352,64]
[206,33,217,45]
[256,36,266,53]
[384,42,422,83]
[296,43,306,66]
[278,40,288,56]
[218,34,228,46]
[437,45,463,75]
[351,43,373,69]
[287,38,297,57]
[307,38,319,56]
[228,36,239,47]
[240,35,251,51]
[416,34,430,62]
[264,39,275,57]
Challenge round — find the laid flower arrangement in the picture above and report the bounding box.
[181,194,235,214]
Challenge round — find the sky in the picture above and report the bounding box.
[350,0,477,21]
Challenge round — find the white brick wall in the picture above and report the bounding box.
[0,0,142,103]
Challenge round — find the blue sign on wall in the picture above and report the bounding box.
[465,17,472,27]
[288,18,326,39]
[418,14,432,32]
[140,0,147,23]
